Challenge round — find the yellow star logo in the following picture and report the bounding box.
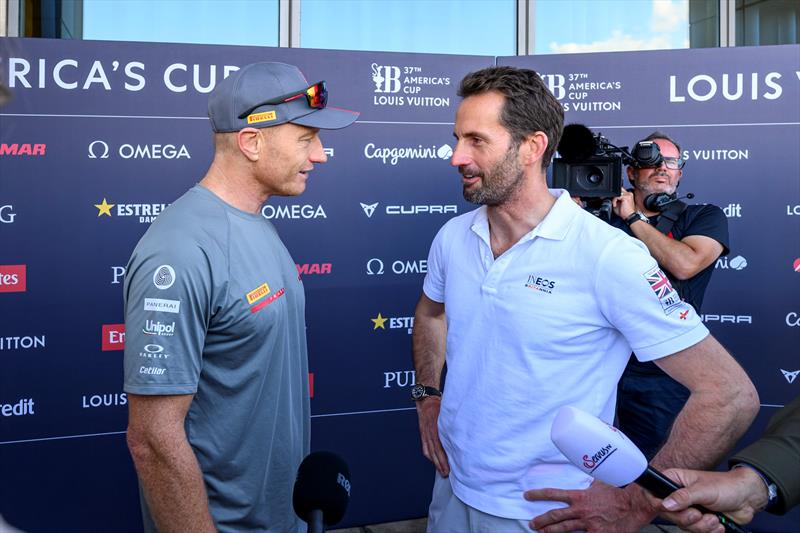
[371,313,388,330]
[95,198,115,217]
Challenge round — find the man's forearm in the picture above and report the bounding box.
[411,303,446,388]
[651,389,757,472]
[131,437,216,533]
[629,221,700,279]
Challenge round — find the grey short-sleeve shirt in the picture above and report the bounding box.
[124,185,310,532]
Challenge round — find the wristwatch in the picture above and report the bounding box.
[733,463,779,510]
[624,211,649,227]
[411,384,442,401]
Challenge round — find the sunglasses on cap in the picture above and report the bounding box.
[238,81,328,119]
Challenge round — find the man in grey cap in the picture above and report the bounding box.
[123,62,358,533]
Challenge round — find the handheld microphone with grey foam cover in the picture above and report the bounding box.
[550,406,749,533]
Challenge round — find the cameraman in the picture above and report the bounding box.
[611,131,730,460]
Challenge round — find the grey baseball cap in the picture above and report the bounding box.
[208,62,359,133]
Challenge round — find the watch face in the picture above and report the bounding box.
[411,384,424,400]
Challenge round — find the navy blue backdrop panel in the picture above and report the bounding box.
[1,36,799,532]
[0,37,491,531]
[500,45,800,532]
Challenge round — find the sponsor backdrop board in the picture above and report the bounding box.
[0,36,798,531]
[0,37,489,531]
[500,46,800,532]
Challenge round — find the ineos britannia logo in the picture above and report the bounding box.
[88,140,191,159]
[153,265,176,290]
[0,205,17,223]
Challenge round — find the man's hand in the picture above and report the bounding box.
[416,396,449,477]
[651,467,768,533]
[612,189,636,219]
[525,480,656,533]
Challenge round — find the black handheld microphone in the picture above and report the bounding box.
[551,406,749,533]
[644,192,694,212]
[293,451,351,533]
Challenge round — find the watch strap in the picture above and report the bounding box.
[625,211,649,227]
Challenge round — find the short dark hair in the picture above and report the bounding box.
[640,131,681,155]
[458,66,564,169]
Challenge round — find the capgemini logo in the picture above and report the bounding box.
[437,144,453,160]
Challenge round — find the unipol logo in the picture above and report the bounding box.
[781,369,799,384]
[360,202,378,218]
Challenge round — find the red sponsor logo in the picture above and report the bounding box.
[679,310,689,320]
[250,287,285,313]
[296,263,332,276]
[0,143,46,156]
[793,258,800,273]
[102,324,126,351]
[309,372,314,398]
[0,265,26,292]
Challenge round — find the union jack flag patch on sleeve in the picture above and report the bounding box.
[644,265,683,314]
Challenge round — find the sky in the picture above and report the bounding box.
[82,0,690,56]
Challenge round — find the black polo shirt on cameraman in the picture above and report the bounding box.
[611,203,730,374]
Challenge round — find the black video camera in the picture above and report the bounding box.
[551,124,673,220]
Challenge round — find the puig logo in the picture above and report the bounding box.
[88,140,191,159]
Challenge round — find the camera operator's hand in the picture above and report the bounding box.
[612,189,636,219]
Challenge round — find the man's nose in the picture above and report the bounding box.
[451,145,470,167]
[311,136,327,163]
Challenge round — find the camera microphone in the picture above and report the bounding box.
[550,406,749,533]
[557,124,597,161]
[293,451,351,533]
[644,192,694,212]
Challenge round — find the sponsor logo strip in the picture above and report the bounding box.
[247,111,277,124]
[144,298,181,313]
[250,287,285,313]
[246,282,271,304]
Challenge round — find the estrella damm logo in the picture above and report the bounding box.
[246,283,271,304]
[247,111,277,125]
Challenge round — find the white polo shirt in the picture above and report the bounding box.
[423,189,708,519]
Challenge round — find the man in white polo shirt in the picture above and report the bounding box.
[411,66,759,532]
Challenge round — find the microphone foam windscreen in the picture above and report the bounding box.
[293,451,351,525]
[557,124,597,161]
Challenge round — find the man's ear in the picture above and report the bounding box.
[519,131,548,166]
[626,166,636,186]
[237,128,261,162]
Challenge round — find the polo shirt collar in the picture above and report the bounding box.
[469,189,578,247]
